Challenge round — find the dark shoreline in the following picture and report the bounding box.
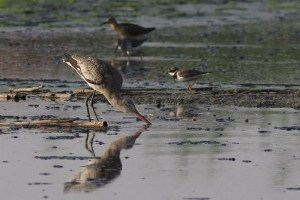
[1,85,300,109]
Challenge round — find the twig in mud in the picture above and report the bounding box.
[38,92,72,100]
[9,85,46,93]
[0,118,108,128]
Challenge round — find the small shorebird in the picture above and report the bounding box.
[168,67,211,92]
[63,53,151,125]
[101,16,155,39]
[115,38,147,61]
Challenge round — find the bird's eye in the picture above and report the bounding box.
[128,103,136,110]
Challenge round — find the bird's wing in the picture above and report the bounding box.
[73,56,113,86]
[120,23,155,36]
[131,38,147,48]
[178,69,210,77]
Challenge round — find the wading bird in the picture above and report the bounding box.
[101,16,155,39]
[63,53,151,125]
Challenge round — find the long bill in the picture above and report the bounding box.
[134,111,152,125]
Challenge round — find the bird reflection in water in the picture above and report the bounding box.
[64,125,149,193]
[110,58,147,78]
[169,100,199,119]
[115,38,147,62]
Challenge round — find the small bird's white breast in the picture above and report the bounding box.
[168,71,176,77]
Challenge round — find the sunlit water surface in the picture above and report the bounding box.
[1,98,300,200]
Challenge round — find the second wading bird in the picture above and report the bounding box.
[101,16,155,39]
[63,53,151,125]
[168,67,211,92]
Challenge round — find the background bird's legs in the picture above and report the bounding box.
[139,50,144,62]
[114,46,119,58]
[127,53,131,62]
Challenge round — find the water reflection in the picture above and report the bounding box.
[115,38,146,62]
[169,100,199,119]
[110,58,148,77]
[64,126,149,193]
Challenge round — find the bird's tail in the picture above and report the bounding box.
[200,71,215,75]
[145,27,156,33]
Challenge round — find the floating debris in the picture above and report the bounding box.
[258,130,271,133]
[286,187,300,191]
[53,165,63,168]
[218,158,236,161]
[45,135,79,140]
[39,173,51,176]
[264,149,273,152]
[35,156,96,160]
[27,182,52,185]
[274,126,300,131]
[167,140,221,145]
[186,127,224,131]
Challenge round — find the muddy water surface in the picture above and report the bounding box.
[1,98,300,199]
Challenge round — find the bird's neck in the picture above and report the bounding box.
[171,71,178,80]
[110,22,119,31]
[102,91,126,113]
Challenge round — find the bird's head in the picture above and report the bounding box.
[167,67,179,76]
[101,16,117,26]
[121,99,151,125]
[62,53,72,63]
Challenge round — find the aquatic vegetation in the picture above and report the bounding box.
[269,0,300,10]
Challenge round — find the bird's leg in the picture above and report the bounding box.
[126,53,131,66]
[85,130,96,157]
[187,84,192,92]
[114,45,119,56]
[182,82,195,96]
[139,50,144,62]
[85,92,93,122]
[187,81,196,93]
[113,50,118,60]
[127,54,131,62]
[89,90,99,121]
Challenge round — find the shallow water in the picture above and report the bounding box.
[1,98,300,200]
[0,2,300,86]
[1,1,300,200]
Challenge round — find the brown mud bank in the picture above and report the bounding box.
[2,84,300,109]
[123,87,300,109]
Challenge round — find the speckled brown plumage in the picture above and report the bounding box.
[64,53,122,92]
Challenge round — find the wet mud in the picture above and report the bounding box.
[2,84,300,110]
